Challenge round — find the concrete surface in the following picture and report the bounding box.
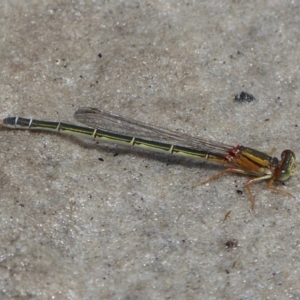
[1,1,300,299]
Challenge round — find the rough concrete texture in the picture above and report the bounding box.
[1,1,300,299]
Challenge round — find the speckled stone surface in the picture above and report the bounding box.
[1,1,300,299]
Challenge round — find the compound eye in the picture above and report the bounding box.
[275,150,296,181]
[275,168,291,181]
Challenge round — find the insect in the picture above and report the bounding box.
[1,107,297,209]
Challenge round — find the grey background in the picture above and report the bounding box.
[1,1,300,299]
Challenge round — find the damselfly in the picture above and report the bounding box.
[1,107,296,209]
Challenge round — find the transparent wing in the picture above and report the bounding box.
[74,107,234,155]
